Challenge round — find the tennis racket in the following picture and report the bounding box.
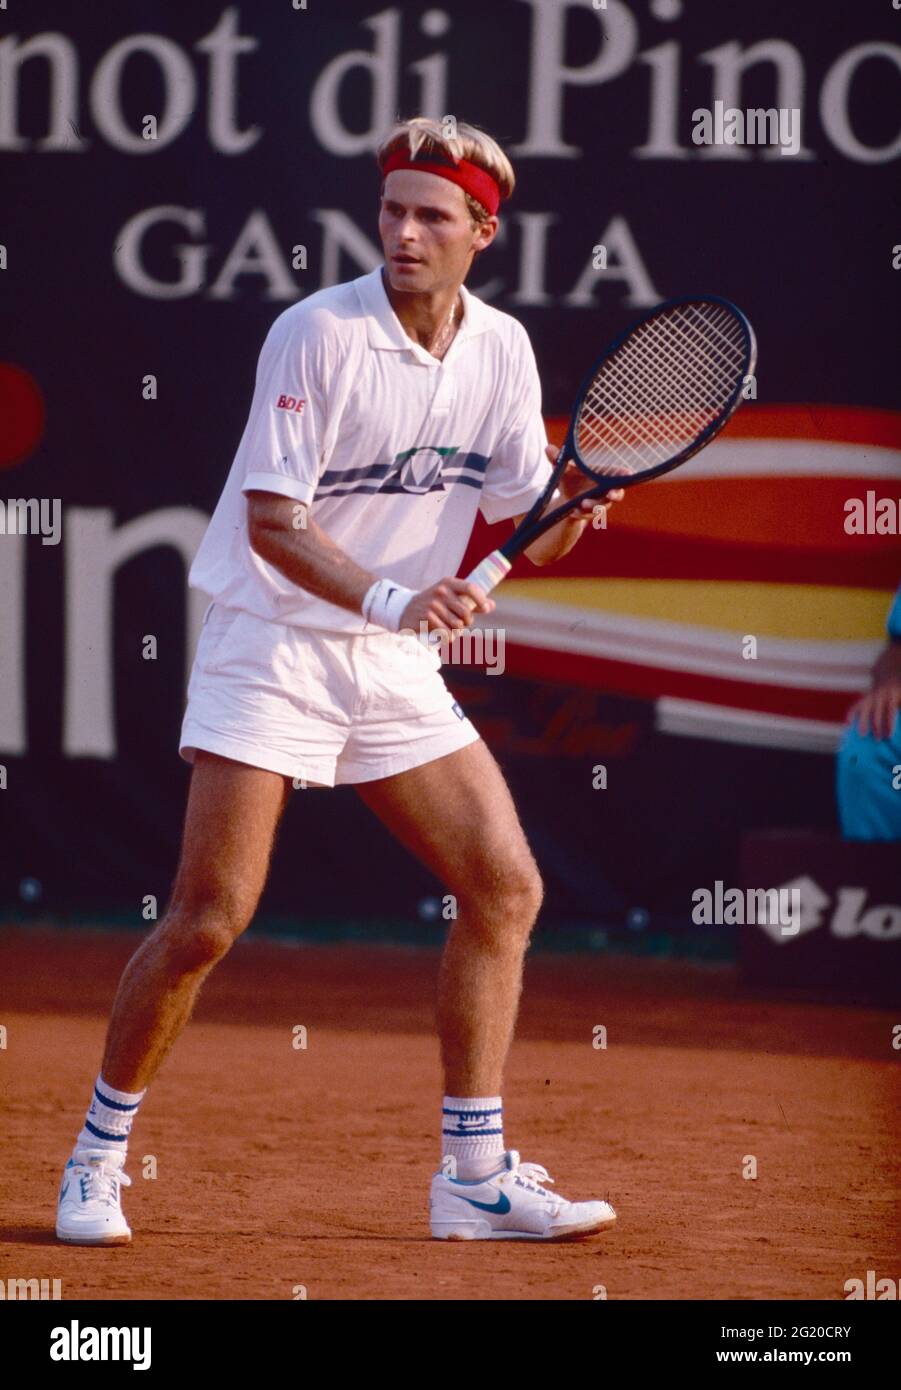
[464,295,757,599]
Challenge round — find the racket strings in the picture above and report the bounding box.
[603,305,744,417]
[576,302,747,474]
[581,309,742,464]
[584,343,720,463]
[578,305,744,468]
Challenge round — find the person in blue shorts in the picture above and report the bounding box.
[837,582,901,841]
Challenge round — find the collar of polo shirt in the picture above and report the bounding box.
[355,267,495,362]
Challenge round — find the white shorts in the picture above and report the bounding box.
[179,602,481,787]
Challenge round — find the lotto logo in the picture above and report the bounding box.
[276,395,305,413]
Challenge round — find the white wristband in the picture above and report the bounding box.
[361,577,415,632]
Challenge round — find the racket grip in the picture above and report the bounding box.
[465,550,512,597]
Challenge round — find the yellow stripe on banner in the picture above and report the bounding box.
[502,579,895,641]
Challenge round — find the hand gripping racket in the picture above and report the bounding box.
[464,295,757,598]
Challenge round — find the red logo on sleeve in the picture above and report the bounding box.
[276,395,305,413]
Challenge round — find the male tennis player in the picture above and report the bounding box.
[56,118,622,1245]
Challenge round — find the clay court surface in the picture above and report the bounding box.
[1,924,898,1301]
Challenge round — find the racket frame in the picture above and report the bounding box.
[491,293,757,567]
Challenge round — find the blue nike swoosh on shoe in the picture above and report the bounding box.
[59,1182,70,1200]
[460,1192,511,1214]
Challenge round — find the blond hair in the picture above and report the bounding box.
[376,117,515,223]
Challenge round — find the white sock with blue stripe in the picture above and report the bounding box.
[75,1074,146,1156]
[442,1095,505,1179]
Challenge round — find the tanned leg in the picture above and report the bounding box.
[356,739,543,1095]
[99,751,291,1092]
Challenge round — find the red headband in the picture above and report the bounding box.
[382,151,502,216]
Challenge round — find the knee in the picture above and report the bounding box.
[459,858,544,936]
[156,893,250,972]
[506,863,545,923]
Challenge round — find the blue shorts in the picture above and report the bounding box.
[836,711,901,841]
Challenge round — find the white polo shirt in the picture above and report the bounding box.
[188,265,553,634]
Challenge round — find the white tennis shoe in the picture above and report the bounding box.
[56,1148,132,1245]
[430,1149,617,1240]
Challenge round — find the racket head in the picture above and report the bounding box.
[563,294,757,488]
